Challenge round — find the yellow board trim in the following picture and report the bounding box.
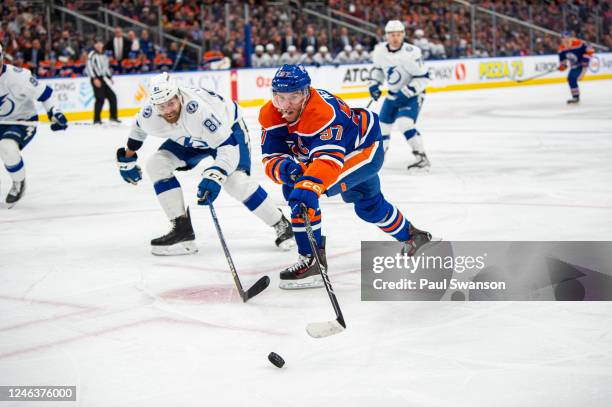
[43,74,612,121]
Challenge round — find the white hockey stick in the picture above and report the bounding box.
[300,204,346,338]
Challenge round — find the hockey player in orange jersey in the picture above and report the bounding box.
[259,64,433,289]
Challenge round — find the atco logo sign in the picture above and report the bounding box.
[479,60,524,80]
[535,62,557,73]
[343,67,377,83]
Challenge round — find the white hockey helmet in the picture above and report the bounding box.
[385,20,405,33]
[265,43,275,52]
[319,46,328,54]
[288,45,297,53]
[149,72,179,105]
[255,44,264,53]
[344,44,353,53]
[415,29,425,38]
[306,45,315,54]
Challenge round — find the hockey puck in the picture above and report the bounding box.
[268,352,285,368]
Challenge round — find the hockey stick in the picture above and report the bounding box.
[206,197,270,302]
[514,67,558,83]
[365,98,374,108]
[300,204,346,338]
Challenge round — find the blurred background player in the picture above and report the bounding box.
[116,73,294,255]
[369,20,432,173]
[0,44,68,207]
[558,32,594,104]
[86,41,119,125]
[259,65,433,289]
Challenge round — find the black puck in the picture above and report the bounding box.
[268,352,285,368]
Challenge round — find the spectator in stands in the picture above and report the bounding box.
[352,43,371,63]
[265,43,280,67]
[300,25,318,52]
[279,45,300,65]
[334,44,354,64]
[139,29,155,60]
[23,38,45,74]
[314,45,333,65]
[280,26,297,53]
[252,45,269,67]
[413,29,431,59]
[105,26,131,63]
[299,45,317,66]
[429,37,447,60]
[335,27,351,53]
[127,30,140,53]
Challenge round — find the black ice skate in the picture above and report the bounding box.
[273,213,295,250]
[151,208,197,256]
[403,224,434,256]
[407,152,431,174]
[5,180,26,208]
[567,96,580,104]
[279,237,326,289]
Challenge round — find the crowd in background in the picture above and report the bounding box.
[1,0,610,78]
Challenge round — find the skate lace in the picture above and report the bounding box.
[287,256,310,273]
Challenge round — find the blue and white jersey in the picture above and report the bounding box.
[0,64,57,121]
[129,86,246,175]
[370,42,431,97]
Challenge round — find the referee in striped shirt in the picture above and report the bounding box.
[86,40,119,124]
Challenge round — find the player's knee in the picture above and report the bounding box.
[0,138,21,161]
[224,170,258,202]
[146,153,175,182]
[341,189,364,203]
[395,116,416,133]
[380,121,392,136]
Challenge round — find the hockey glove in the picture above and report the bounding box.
[116,147,142,185]
[288,176,322,218]
[368,83,382,101]
[197,166,227,205]
[278,158,303,187]
[559,63,568,72]
[47,108,68,131]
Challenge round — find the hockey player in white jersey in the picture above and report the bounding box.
[0,45,68,207]
[116,73,294,255]
[369,20,431,172]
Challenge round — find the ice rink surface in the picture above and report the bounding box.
[1,81,612,406]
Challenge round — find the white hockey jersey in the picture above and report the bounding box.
[0,64,58,121]
[129,87,246,175]
[370,42,431,97]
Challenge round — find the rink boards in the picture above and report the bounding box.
[34,52,612,121]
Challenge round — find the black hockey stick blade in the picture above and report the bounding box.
[244,275,271,301]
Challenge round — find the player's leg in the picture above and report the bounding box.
[278,184,325,289]
[567,67,582,104]
[378,98,397,152]
[396,94,430,172]
[0,124,36,207]
[223,170,294,250]
[223,118,294,249]
[145,139,205,255]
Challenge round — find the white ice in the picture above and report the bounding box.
[1,81,612,407]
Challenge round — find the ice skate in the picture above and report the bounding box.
[279,237,326,289]
[273,213,295,250]
[403,224,437,256]
[151,208,197,256]
[5,180,26,208]
[406,152,431,174]
[567,96,580,104]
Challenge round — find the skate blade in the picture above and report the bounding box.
[151,241,198,256]
[406,165,431,175]
[277,238,296,251]
[279,275,324,290]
